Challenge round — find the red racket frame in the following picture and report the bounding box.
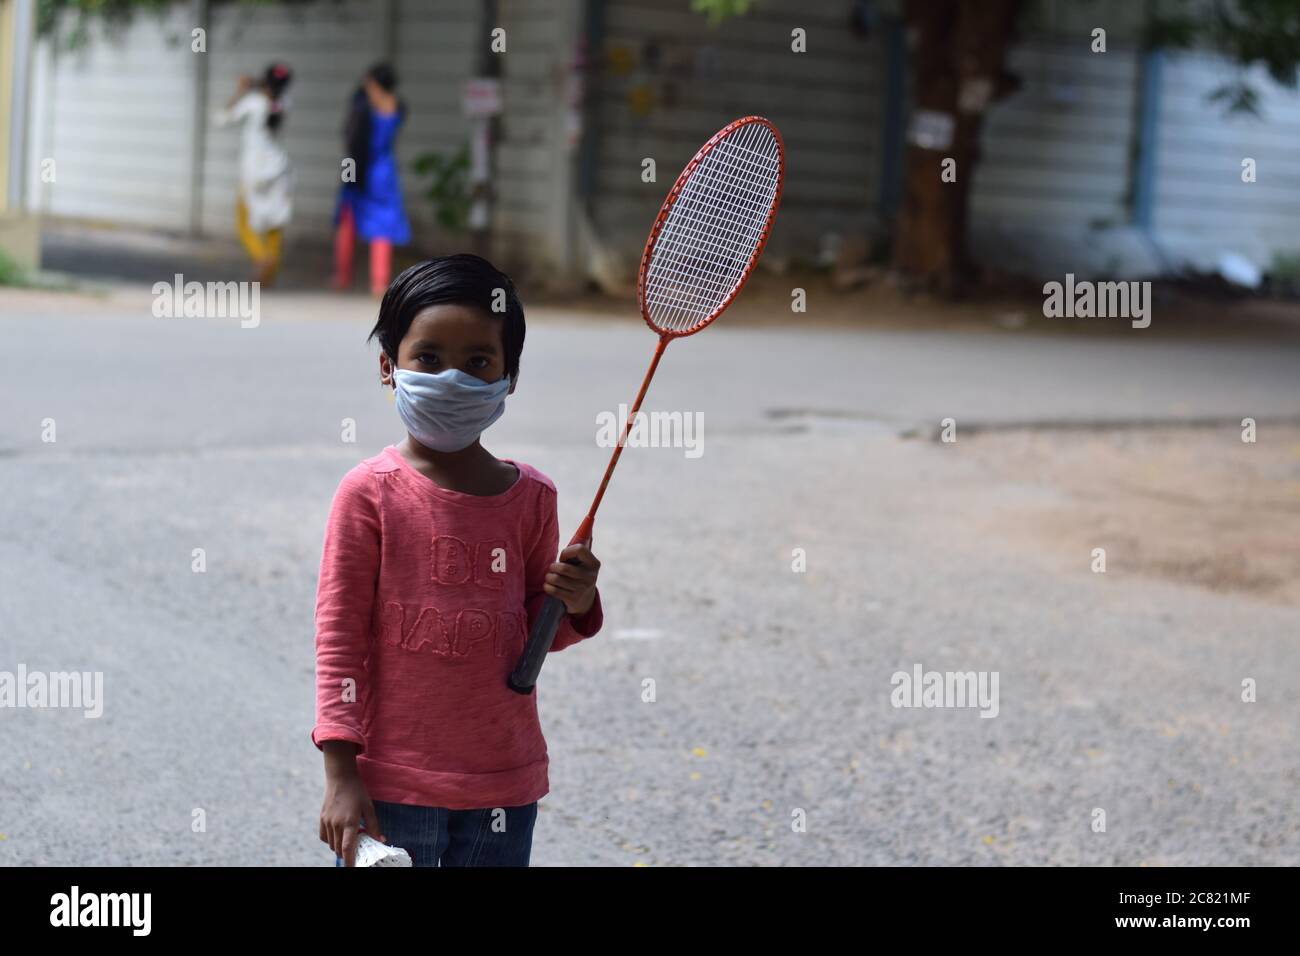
[637,115,786,339]
[508,116,784,694]
[573,116,785,541]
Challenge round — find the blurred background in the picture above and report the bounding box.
[0,0,1297,866]
[6,0,1300,291]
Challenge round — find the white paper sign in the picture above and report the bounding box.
[907,109,955,150]
[462,78,502,118]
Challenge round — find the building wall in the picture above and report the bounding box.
[30,0,478,247]
[392,0,479,250]
[201,0,479,245]
[199,0,387,242]
[590,0,883,263]
[28,5,196,230]
[970,39,1139,234]
[493,0,584,281]
[24,0,1300,279]
[1153,51,1300,271]
[969,11,1300,277]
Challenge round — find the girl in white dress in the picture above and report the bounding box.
[215,64,294,285]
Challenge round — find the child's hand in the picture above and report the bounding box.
[545,543,600,616]
[320,765,384,867]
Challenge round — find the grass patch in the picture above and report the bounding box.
[0,248,29,286]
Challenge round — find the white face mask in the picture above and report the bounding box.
[392,367,511,452]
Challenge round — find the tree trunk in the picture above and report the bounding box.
[893,0,1023,293]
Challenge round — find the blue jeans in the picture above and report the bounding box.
[334,799,538,867]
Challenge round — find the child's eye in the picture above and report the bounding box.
[469,357,488,369]
[417,353,438,367]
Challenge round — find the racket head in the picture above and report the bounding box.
[637,115,785,338]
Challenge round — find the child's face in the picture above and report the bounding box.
[382,304,514,392]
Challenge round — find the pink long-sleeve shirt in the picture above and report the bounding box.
[311,445,603,810]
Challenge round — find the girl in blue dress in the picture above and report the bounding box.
[332,63,412,295]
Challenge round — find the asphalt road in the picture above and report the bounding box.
[1,286,1297,865]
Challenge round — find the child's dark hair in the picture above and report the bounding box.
[264,63,292,132]
[368,255,525,381]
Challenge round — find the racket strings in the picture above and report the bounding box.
[659,170,774,282]
[644,120,781,333]
[646,126,776,328]
[654,147,776,276]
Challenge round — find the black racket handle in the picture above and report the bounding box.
[508,594,568,694]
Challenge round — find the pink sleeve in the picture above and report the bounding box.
[311,467,382,752]
[524,486,604,653]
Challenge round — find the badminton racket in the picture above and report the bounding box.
[509,115,784,694]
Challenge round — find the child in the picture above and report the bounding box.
[313,255,603,867]
[214,64,294,286]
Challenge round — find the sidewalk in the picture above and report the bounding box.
[39,220,337,291]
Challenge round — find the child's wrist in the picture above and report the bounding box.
[322,741,361,777]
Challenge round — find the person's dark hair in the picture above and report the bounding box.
[343,87,371,186]
[368,255,525,382]
[263,63,293,132]
[367,62,398,92]
[344,62,406,188]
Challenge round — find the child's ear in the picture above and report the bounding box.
[507,373,517,395]
[379,352,393,386]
